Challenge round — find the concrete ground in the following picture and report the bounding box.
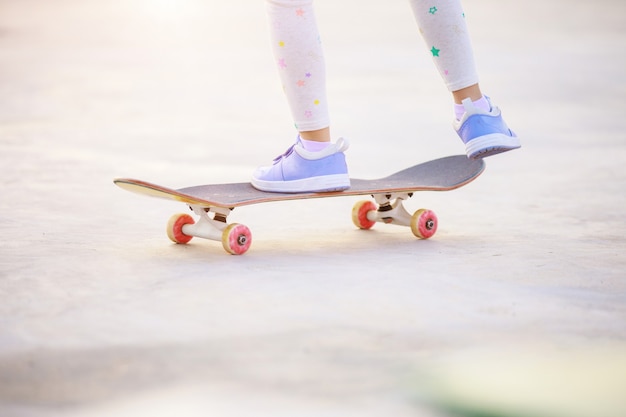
[1,0,625,416]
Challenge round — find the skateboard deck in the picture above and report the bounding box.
[114,155,484,255]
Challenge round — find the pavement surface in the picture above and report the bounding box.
[1,0,625,416]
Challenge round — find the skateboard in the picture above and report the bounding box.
[114,155,484,255]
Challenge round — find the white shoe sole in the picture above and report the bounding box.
[251,174,350,193]
[466,133,521,159]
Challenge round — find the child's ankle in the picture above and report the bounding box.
[300,137,331,152]
[454,95,490,120]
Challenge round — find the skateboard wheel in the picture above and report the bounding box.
[352,200,377,230]
[222,223,252,255]
[411,209,438,239]
[166,213,195,244]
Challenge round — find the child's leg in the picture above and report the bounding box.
[408,0,480,99]
[409,0,520,158]
[266,0,331,142]
[252,0,348,192]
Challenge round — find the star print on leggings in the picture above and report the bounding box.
[431,46,440,57]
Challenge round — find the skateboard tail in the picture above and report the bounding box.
[114,178,208,206]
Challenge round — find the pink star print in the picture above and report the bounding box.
[296,8,305,17]
[278,59,286,69]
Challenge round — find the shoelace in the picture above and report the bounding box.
[272,144,295,164]
[271,137,349,164]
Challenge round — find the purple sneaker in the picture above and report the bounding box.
[251,137,350,193]
[454,97,521,159]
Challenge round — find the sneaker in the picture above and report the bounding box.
[454,97,520,159]
[251,136,350,193]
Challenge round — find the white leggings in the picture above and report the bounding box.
[266,0,479,131]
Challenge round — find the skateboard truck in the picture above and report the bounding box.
[352,193,438,239]
[167,205,252,255]
[373,192,413,225]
